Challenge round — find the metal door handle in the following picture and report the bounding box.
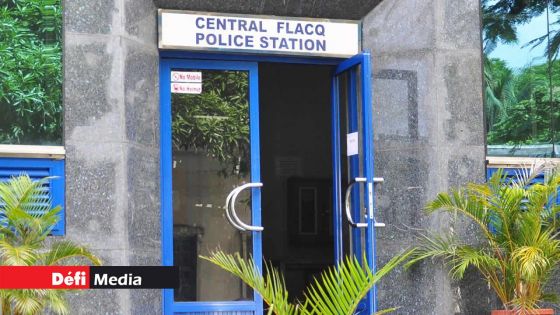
[372,177,385,228]
[227,182,264,232]
[225,187,247,231]
[345,177,368,228]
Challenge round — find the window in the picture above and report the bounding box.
[0,0,62,145]
[0,0,65,235]
[482,0,560,157]
[0,158,65,235]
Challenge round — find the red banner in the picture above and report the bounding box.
[0,266,178,289]
[0,266,90,289]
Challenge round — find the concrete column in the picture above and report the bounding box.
[363,0,493,313]
[63,0,160,313]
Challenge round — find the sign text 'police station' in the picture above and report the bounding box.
[159,11,360,57]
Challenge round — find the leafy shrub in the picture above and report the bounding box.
[0,0,62,145]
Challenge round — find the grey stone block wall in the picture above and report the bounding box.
[63,0,160,313]
[153,0,382,20]
[363,0,493,314]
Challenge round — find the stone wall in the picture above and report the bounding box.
[363,0,493,313]
[63,0,161,313]
[153,0,382,19]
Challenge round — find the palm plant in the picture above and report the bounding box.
[406,165,560,312]
[0,175,101,315]
[202,249,413,315]
[483,57,518,136]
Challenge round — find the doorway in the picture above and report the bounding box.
[160,53,377,315]
[259,63,337,301]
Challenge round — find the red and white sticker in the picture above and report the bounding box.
[171,71,202,83]
[171,82,202,94]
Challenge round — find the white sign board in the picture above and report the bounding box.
[171,71,202,83]
[347,132,358,156]
[159,10,360,57]
[171,82,202,94]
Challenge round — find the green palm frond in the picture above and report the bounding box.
[425,188,494,241]
[9,289,44,315]
[0,175,101,315]
[202,250,413,315]
[0,175,50,213]
[374,308,398,315]
[512,246,548,279]
[0,240,38,265]
[0,175,61,240]
[43,289,69,315]
[302,251,413,315]
[42,241,102,266]
[408,165,560,311]
[201,251,297,315]
[405,233,500,280]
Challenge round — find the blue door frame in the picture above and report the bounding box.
[159,51,378,314]
[160,58,262,315]
[331,53,377,314]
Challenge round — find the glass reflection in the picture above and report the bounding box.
[171,69,253,301]
[483,0,559,157]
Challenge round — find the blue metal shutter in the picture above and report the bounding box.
[0,157,65,235]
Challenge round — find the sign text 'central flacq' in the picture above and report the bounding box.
[159,10,360,57]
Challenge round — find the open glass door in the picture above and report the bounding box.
[331,52,383,315]
[161,59,263,315]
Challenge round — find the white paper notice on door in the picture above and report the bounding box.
[171,71,202,83]
[346,132,358,156]
[171,82,202,94]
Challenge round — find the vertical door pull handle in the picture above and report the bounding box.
[345,177,368,228]
[225,187,247,231]
[229,183,264,232]
[371,177,385,227]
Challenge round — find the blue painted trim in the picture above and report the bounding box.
[0,157,65,236]
[50,159,65,236]
[248,62,264,315]
[331,71,343,265]
[331,52,377,314]
[160,58,262,315]
[335,54,366,75]
[160,50,343,65]
[160,58,173,315]
[172,301,257,313]
[360,52,377,314]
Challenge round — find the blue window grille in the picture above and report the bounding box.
[487,167,560,205]
[0,157,65,235]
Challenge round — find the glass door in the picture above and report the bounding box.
[331,52,382,315]
[160,59,263,315]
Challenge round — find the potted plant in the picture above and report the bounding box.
[202,249,413,315]
[0,175,101,315]
[406,166,560,314]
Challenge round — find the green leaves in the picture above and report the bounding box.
[202,249,413,315]
[172,70,250,176]
[42,241,102,266]
[408,166,560,311]
[485,57,560,146]
[302,252,412,315]
[201,251,296,315]
[0,0,62,145]
[0,175,102,314]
